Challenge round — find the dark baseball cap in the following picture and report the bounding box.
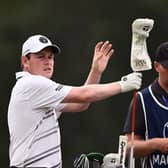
[155,42,168,68]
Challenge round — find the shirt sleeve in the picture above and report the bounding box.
[122,93,146,138]
[26,76,72,110]
[55,103,67,119]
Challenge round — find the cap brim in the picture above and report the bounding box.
[159,60,168,69]
[24,44,61,56]
[49,44,61,55]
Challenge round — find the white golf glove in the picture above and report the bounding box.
[118,72,142,93]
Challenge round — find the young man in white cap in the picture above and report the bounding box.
[123,42,168,168]
[8,34,142,168]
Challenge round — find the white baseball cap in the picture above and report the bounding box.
[22,34,61,56]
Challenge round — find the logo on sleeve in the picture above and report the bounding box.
[55,85,63,91]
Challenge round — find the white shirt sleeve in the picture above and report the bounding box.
[55,103,67,119]
[25,75,72,110]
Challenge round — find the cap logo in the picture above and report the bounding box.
[39,36,48,43]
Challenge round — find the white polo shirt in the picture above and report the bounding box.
[8,71,72,167]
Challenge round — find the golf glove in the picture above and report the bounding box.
[118,72,142,93]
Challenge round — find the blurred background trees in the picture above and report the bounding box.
[1,0,168,167]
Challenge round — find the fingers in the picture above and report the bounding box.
[92,41,114,74]
[100,41,111,52]
[95,41,104,52]
[95,41,114,57]
[121,72,142,81]
[100,41,113,56]
[106,48,114,59]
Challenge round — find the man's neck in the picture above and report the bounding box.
[158,79,168,94]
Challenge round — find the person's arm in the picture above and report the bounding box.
[126,134,168,157]
[61,41,114,112]
[124,94,168,158]
[61,72,142,112]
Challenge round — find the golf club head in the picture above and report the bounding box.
[132,18,154,37]
[130,18,154,71]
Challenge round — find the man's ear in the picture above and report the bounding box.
[154,61,160,73]
[21,56,29,70]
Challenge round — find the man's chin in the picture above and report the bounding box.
[43,73,52,79]
[45,75,52,79]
